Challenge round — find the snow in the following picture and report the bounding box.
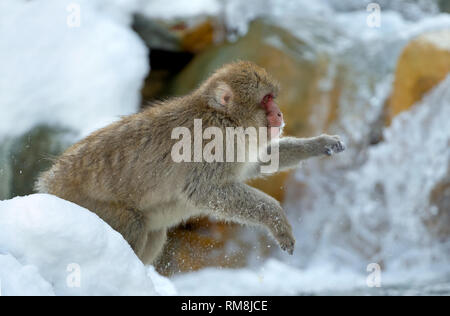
[420,29,450,51]
[0,0,149,139]
[173,258,450,295]
[0,194,175,296]
[142,0,221,19]
[173,259,368,295]
[0,253,55,296]
[147,266,177,296]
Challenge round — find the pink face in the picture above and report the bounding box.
[261,94,284,138]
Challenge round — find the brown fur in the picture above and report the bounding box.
[36,61,345,263]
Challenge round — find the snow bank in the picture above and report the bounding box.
[0,0,149,139]
[0,194,175,296]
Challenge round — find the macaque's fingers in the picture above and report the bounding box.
[275,230,296,255]
[272,228,295,255]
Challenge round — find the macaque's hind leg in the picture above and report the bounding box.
[139,229,167,265]
[117,207,148,257]
[95,202,149,257]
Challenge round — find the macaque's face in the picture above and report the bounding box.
[261,93,284,138]
[210,61,283,138]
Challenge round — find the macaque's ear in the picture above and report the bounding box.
[209,82,233,109]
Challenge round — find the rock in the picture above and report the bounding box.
[180,19,220,53]
[387,29,450,240]
[133,15,224,53]
[440,0,450,13]
[133,15,180,51]
[388,29,450,122]
[426,175,450,238]
[0,126,73,200]
[156,218,249,274]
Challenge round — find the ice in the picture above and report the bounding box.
[0,194,175,296]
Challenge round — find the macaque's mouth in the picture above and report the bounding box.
[267,123,284,138]
[269,127,280,138]
[268,123,282,128]
[266,119,285,129]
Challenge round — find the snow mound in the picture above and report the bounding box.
[0,194,176,296]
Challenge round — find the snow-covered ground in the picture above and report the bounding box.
[0,194,175,296]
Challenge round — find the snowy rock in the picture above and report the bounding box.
[0,194,176,296]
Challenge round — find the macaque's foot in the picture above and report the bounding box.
[319,134,346,156]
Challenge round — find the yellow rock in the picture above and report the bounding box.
[181,19,218,53]
[388,29,450,122]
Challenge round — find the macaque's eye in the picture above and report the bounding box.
[261,94,273,107]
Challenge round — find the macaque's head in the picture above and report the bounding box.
[201,61,284,138]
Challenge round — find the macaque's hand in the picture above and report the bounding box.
[275,225,295,255]
[317,134,346,156]
[269,208,295,255]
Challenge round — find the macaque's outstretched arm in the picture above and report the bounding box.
[246,134,346,179]
[189,182,295,254]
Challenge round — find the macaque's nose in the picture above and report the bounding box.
[267,105,284,128]
[277,110,283,121]
[272,103,284,126]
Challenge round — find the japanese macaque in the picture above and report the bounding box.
[36,61,345,264]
